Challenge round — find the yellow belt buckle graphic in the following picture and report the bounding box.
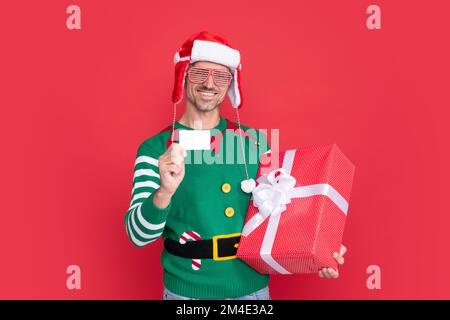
[212,233,241,261]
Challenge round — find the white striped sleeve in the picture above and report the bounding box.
[124,142,172,248]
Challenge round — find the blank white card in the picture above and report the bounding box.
[178,130,211,150]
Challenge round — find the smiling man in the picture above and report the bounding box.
[124,31,346,300]
[186,61,231,112]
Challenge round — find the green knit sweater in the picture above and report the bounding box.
[124,116,270,299]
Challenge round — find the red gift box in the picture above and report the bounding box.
[237,144,355,274]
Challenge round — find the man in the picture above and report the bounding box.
[124,31,346,300]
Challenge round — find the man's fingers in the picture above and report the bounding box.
[319,267,339,279]
[159,143,187,164]
[340,245,347,257]
[324,267,338,279]
[172,142,187,156]
[169,143,187,162]
[161,156,185,166]
[333,252,345,265]
[170,155,184,165]
[325,268,333,278]
[160,152,185,166]
[170,150,186,165]
[166,164,181,175]
[328,267,339,278]
[319,269,327,278]
[320,268,331,278]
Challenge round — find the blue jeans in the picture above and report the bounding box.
[163,286,271,300]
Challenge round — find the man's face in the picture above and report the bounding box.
[185,61,230,112]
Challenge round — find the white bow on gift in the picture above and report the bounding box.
[241,168,297,237]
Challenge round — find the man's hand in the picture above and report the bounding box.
[153,143,186,208]
[318,244,347,279]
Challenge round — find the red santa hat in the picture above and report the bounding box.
[172,31,243,108]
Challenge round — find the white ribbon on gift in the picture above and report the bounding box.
[241,149,349,274]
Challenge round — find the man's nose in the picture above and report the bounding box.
[204,73,215,88]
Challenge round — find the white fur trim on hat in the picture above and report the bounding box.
[190,40,240,69]
[227,68,241,108]
[174,51,191,64]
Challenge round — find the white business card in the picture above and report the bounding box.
[178,130,211,150]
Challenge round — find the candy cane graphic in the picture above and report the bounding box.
[179,231,202,270]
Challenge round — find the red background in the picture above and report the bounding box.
[1,0,449,299]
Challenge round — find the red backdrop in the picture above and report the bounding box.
[1,0,449,299]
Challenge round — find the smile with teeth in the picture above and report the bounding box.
[198,90,217,98]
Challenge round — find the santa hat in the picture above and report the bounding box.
[172,31,243,109]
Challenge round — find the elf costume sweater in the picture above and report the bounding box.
[124,116,270,299]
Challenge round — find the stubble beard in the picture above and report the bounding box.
[187,94,220,113]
